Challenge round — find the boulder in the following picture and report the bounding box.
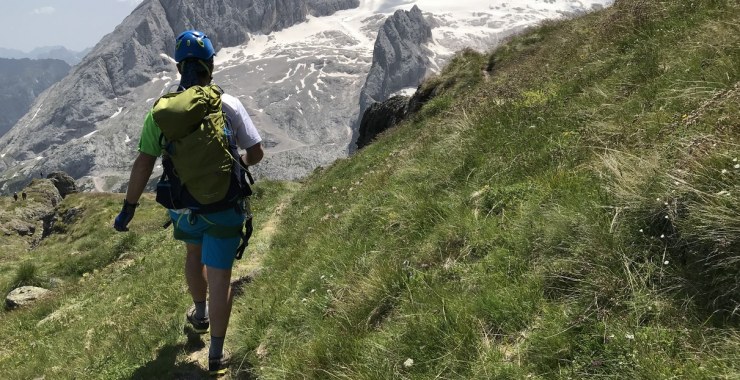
[5,286,50,310]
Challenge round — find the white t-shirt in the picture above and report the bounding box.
[221,93,262,150]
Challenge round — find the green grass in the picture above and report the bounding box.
[1,0,738,378]
[0,181,292,379]
[231,1,740,378]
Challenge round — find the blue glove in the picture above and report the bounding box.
[113,200,138,232]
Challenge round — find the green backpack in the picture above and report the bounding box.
[153,85,234,205]
[152,84,255,259]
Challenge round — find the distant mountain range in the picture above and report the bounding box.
[0,0,614,194]
[0,46,91,66]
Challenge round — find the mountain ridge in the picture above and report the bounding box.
[0,46,90,65]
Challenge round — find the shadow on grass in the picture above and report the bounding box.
[231,274,254,298]
[129,329,208,379]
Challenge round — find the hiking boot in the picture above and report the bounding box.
[208,351,231,377]
[186,305,209,334]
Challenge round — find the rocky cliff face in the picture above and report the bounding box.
[0,58,70,138]
[0,0,359,194]
[354,5,431,138]
[160,0,358,46]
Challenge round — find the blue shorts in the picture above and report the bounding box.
[169,208,246,270]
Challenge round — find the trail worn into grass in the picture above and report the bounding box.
[174,186,299,379]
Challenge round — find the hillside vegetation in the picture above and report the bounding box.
[1,0,738,378]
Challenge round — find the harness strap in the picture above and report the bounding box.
[236,217,253,260]
[164,208,252,261]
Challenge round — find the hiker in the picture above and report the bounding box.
[113,30,263,377]
[21,192,26,201]
[13,192,17,201]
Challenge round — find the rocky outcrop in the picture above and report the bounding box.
[356,95,409,149]
[354,5,432,140]
[47,172,78,198]
[0,58,70,138]
[0,178,64,246]
[5,286,50,310]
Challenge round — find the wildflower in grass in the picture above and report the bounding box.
[625,333,635,340]
[664,260,670,265]
[403,358,414,368]
[660,234,665,239]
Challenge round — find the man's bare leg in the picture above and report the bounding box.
[206,265,233,338]
[185,243,208,304]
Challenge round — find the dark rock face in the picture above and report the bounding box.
[0,58,70,138]
[355,5,432,139]
[356,95,409,150]
[308,0,359,16]
[160,0,363,58]
[47,171,78,198]
[161,0,359,44]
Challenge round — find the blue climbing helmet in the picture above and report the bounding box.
[174,30,215,62]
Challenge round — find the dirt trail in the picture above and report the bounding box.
[174,186,298,379]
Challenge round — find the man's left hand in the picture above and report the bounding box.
[113,200,138,232]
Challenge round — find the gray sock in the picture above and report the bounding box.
[194,301,208,320]
[209,336,225,358]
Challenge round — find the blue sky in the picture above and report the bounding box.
[0,0,143,52]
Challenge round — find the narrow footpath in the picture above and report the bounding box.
[174,185,299,379]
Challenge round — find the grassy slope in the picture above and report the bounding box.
[0,181,295,379]
[232,1,739,379]
[0,0,738,378]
